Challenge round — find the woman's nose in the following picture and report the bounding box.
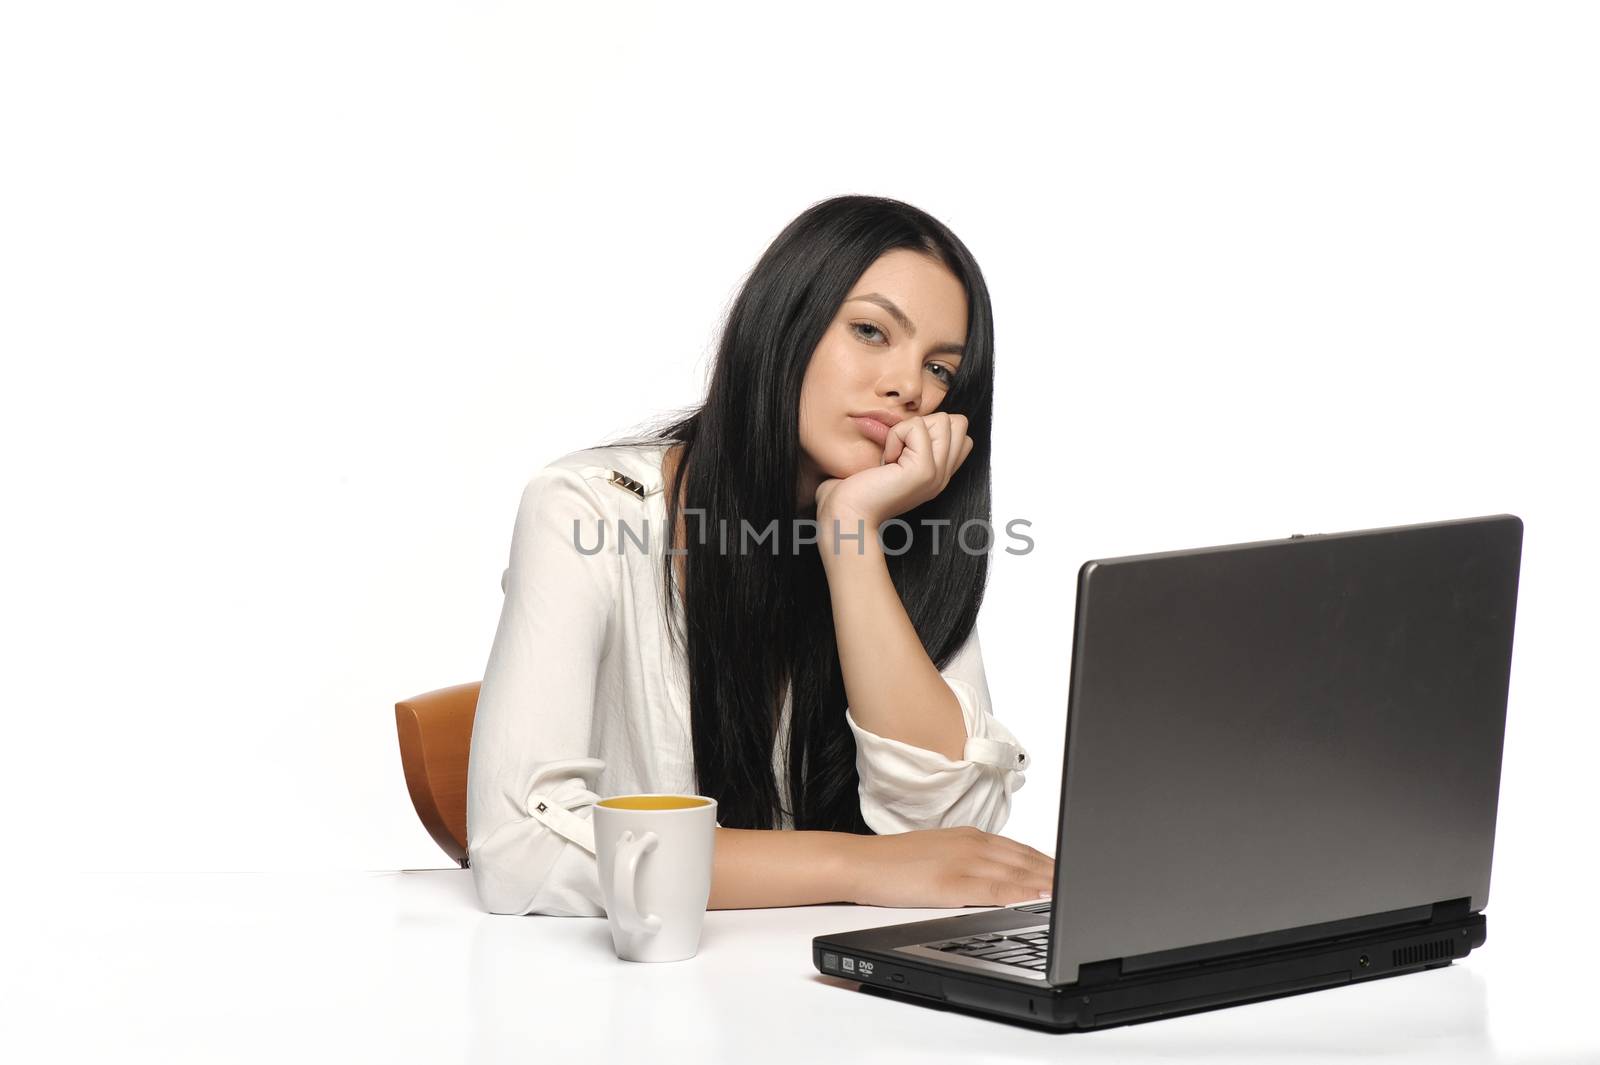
[878,366,922,408]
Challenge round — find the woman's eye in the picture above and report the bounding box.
[850,321,956,385]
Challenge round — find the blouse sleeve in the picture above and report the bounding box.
[845,625,1031,836]
[466,465,617,916]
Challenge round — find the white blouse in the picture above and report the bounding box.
[465,442,1032,916]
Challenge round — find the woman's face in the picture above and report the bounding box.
[797,249,969,504]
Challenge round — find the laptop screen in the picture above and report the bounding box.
[1047,514,1521,985]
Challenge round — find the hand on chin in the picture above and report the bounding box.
[812,412,973,529]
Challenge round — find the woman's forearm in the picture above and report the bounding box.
[708,827,861,909]
[817,508,968,761]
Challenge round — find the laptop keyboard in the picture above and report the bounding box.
[924,926,1051,972]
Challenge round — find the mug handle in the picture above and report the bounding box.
[612,830,663,936]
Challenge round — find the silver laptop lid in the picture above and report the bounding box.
[1047,514,1522,986]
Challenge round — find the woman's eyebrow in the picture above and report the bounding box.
[845,293,965,358]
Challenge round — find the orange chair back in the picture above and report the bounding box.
[395,682,480,867]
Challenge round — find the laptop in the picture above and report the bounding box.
[813,513,1523,1031]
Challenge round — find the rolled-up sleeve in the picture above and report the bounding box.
[466,465,617,916]
[846,626,1029,835]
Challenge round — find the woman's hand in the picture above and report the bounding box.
[840,826,1055,908]
[814,412,973,529]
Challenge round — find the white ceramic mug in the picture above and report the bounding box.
[593,794,718,962]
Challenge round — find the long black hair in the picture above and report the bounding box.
[597,194,995,833]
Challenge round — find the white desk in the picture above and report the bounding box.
[4,870,1591,1063]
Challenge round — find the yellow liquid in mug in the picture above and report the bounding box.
[597,795,711,811]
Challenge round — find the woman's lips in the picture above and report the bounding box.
[850,415,891,445]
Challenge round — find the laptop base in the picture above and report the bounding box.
[813,909,1486,1032]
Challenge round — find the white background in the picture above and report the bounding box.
[2,2,1595,1055]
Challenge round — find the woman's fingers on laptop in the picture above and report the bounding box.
[962,857,1052,898]
[976,835,1055,884]
[968,876,1051,908]
[963,834,1053,904]
[990,835,1055,874]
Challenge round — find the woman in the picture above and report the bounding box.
[466,194,1055,916]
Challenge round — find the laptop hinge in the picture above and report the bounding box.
[1074,959,1123,985]
[1080,898,1466,981]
